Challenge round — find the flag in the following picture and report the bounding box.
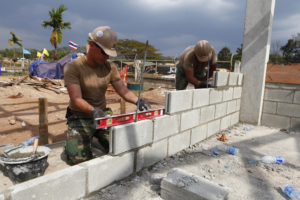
[68,40,78,50]
[23,48,31,55]
[37,51,42,57]
[42,48,49,56]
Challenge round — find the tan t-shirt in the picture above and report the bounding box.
[64,56,121,111]
[179,45,217,78]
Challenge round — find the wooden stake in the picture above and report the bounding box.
[39,98,48,144]
[120,98,126,114]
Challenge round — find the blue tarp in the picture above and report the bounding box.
[29,53,80,79]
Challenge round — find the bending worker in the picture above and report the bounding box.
[63,26,151,164]
[176,40,217,90]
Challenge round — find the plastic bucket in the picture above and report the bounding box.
[0,146,51,183]
[127,83,143,91]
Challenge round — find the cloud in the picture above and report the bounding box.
[132,0,238,19]
[272,13,300,40]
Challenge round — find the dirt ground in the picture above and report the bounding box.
[0,76,167,147]
[85,124,300,200]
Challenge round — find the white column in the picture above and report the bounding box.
[240,0,276,124]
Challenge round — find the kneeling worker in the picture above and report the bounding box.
[63,26,151,164]
[176,40,217,90]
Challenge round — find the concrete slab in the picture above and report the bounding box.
[111,120,153,155]
[191,124,207,145]
[168,131,190,156]
[161,168,229,200]
[180,109,200,131]
[153,115,180,141]
[136,139,168,172]
[193,88,209,108]
[80,152,134,194]
[165,90,193,114]
[10,165,86,200]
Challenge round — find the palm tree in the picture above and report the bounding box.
[8,32,22,60]
[42,4,71,59]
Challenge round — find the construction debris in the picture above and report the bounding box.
[0,75,67,94]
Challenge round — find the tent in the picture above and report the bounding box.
[29,53,84,79]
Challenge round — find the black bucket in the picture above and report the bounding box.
[0,146,51,184]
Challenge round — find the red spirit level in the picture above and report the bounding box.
[94,109,164,129]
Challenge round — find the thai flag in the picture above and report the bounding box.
[68,40,78,50]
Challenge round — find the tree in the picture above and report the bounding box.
[8,32,22,59]
[42,4,71,59]
[218,47,232,61]
[280,33,300,63]
[116,39,162,60]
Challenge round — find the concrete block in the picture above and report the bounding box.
[215,102,227,119]
[233,86,242,99]
[261,113,290,129]
[294,91,300,104]
[207,119,220,138]
[81,152,134,194]
[111,120,153,155]
[277,103,300,118]
[262,101,277,114]
[230,112,240,126]
[10,165,86,200]
[161,168,229,200]
[223,87,233,101]
[181,109,200,131]
[238,73,243,86]
[236,99,241,111]
[264,88,294,103]
[200,105,215,124]
[153,115,180,142]
[213,71,229,87]
[228,72,239,86]
[168,131,190,156]
[165,90,193,114]
[221,115,231,130]
[136,139,168,171]
[191,124,207,145]
[227,100,236,114]
[209,89,223,104]
[193,88,209,108]
[291,118,300,130]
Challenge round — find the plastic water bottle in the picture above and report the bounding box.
[259,156,284,164]
[19,136,40,146]
[215,144,239,155]
[244,125,254,131]
[281,184,300,200]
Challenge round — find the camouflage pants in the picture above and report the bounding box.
[64,110,111,165]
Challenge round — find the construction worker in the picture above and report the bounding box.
[63,26,151,164]
[175,40,217,90]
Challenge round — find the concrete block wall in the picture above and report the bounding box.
[1,71,243,200]
[261,83,300,130]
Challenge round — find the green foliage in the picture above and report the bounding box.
[8,32,22,58]
[116,39,162,60]
[218,47,232,61]
[280,33,300,63]
[42,4,71,59]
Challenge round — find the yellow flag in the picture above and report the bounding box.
[37,51,42,57]
[43,48,49,56]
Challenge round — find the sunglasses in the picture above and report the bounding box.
[94,42,108,56]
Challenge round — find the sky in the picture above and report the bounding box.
[0,0,300,57]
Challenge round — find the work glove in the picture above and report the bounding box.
[196,81,212,89]
[91,107,106,119]
[136,98,151,111]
